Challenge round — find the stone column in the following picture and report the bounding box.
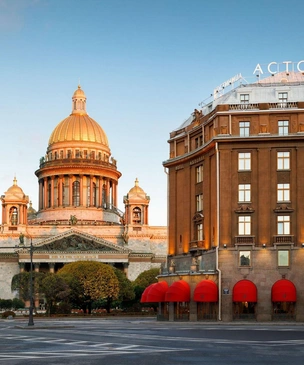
[79,175,83,206]
[69,175,73,206]
[51,177,55,208]
[43,178,48,209]
[48,263,55,274]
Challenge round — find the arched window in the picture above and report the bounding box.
[10,207,18,225]
[73,181,80,206]
[132,207,141,224]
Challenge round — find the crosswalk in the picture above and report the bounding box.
[0,333,190,361]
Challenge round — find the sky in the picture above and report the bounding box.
[0,0,303,226]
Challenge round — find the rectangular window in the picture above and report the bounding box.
[240,94,249,103]
[278,92,288,107]
[238,216,251,235]
[197,223,203,241]
[196,165,203,183]
[238,152,251,171]
[239,250,251,266]
[238,184,251,202]
[277,216,290,235]
[278,120,289,136]
[196,194,203,211]
[278,250,289,267]
[277,151,290,170]
[239,121,250,137]
[277,183,290,202]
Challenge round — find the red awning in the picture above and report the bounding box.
[272,279,296,302]
[233,280,257,302]
[193,280,218,302]
[146,281,169,303]
[140,283,157,303]
[165,280,190,302]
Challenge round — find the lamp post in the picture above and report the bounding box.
[28,238,34,326]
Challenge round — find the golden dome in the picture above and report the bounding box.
[48,114,109,146]
[5,177,27,200]
[48,85,109,147]
[128,178,146,199]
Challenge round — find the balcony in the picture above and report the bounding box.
[189,240,205,251]
[234,236,255,245]
[273,235,294,244]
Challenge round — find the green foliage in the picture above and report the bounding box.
[113,268,135,303]
[1,310,15,319]
[11,271,46,302]
[132,268,159,300]
[58,261,120,313]
[0,299,12,310]
[40,273,71,316]
[12,298,25,310]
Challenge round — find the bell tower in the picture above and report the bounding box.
[123,178,150,225]
[1,177,29,229]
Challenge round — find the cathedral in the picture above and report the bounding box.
[0,86,167,302]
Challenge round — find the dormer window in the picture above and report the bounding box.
[240,94,249,104]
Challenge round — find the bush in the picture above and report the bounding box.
[1,310,15,319]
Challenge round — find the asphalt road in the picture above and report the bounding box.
[1,317,304,364]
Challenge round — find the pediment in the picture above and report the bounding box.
[33,229,129,254]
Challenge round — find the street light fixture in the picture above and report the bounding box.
[28,238,34,326]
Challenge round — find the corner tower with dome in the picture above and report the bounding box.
[0,86,167,303]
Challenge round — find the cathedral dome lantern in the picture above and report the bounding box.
[34,86,122,224]
[124,179,150,225]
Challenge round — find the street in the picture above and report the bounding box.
[0,317,304,364]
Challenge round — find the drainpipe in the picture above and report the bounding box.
[215,142,222,321]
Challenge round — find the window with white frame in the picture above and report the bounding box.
[240,94,249,103]
[238,152,251,170]
[278,250,289,267]
[278,92,288,107]
[277,151,290,170]
[196,165,203,183]
[277,183,290,202]
[196,194,203,211]
[277,216,290,235]
[238,216,251,235]
[238,184,251,202]
[278,120,289,136]
[239,121,250,137]
[197,223,203,241]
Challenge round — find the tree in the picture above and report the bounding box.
[110,268,135,310]
[11,271,45,306]
[40,274,71,316]
[132,268,160,309]
[57,261,119,313]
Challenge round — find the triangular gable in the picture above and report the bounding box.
[31,229,130,254]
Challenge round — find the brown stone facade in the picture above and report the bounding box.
[161,74,304,322]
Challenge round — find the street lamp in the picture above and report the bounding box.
[28,238,34,326]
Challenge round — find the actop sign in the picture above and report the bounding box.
[253,60,304,75]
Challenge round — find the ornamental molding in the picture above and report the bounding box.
[234,205,255,214]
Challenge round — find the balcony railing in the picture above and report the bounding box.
[189,240,205,250]
[229,103,259,111]
[269,102,298,109]
[235,236,255,245]
[273,235,294,244]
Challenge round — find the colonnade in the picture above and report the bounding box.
[38,175,118,210]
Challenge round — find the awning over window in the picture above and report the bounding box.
[193,280,218,302]
[140,283,156,303]
[165,280,190,302]
[233,280,257,302]
[272,279,296,302]
[146,281,169,303]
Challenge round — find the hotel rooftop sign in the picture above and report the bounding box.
[253,60,304,75]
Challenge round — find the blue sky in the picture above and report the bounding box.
[0,0,303,226]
